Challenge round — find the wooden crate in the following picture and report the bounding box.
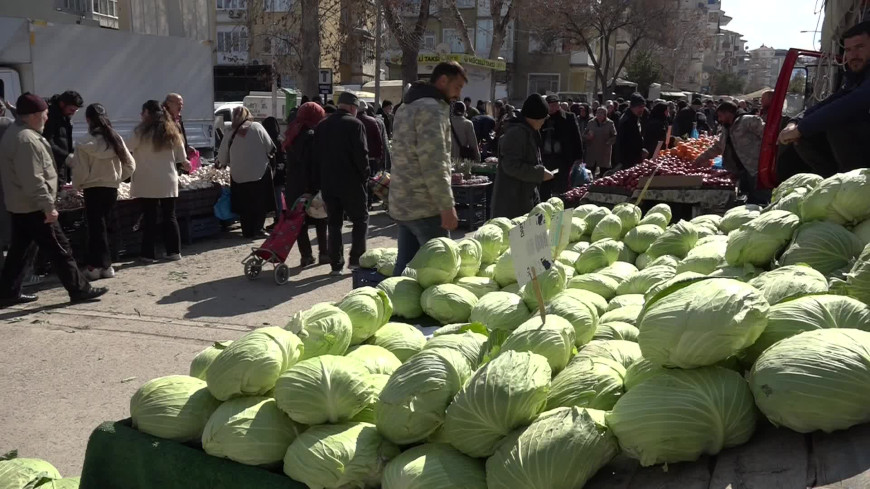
[637,175,705,189]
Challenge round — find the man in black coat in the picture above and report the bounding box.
[674,98,709,137]
[616,93,648,169]
[42,90,82,181]
[315,91,370,275]
[539,94,584,198]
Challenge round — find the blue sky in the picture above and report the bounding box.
[724,0,825,50]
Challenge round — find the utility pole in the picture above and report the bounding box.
[374,0,382,106]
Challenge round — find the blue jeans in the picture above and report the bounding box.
[394,216,449,277]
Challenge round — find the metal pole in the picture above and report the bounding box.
[272,61,279,119]
[374,0,382,106]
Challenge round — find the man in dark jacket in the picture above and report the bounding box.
[616,93,648,169]
[491,94,555,219]
[674,98,707,137]
[539,94,584,198]
[357,101,385,172]
[42,90,82,180]
[779,20,870,175]
[315,91,369,275]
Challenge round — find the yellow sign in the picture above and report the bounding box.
[390,53,507,71]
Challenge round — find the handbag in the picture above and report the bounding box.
[451,121,478,161]
[306,192,328,219]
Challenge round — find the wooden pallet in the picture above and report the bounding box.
[585,422,870,489]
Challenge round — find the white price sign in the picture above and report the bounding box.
[550,208,574,256]
[509,213,555,288]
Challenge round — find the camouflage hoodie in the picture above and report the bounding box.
[388,81,454,221]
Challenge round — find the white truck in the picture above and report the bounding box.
[0,17,215,156]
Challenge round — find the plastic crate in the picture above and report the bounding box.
[352,269,387,289]
[177,184,222,219]
[180,215,222,244]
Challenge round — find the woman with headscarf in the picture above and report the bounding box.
[262,116,285,216]
[573,103,593,136]
[217,106,276,238]
[643,102,671,157]
[283,102,329,267]
[583,107,617,177]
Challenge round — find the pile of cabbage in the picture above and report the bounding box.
[0,455,80,488]
[128,176,870,487]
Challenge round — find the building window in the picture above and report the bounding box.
[216,0,247,10]
[217,28,249,54]
[264,0,292,11]
[443,28,472,53]
[92,0,118,17]
[456,0,475,7]
[423,32,436,51]
[62,0,88,12]
[528,73,560,95]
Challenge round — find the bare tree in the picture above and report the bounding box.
[445,1,476,55]
[382,0,434,85]
[649,6,707,91]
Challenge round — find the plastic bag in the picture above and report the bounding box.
[214,187,238,221]
[306,192,328,219]
[188,150,202,173]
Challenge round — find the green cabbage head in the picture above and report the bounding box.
[456,239,483,278]
[592,214,624,242]
[676,237,727,275]
[189,341,232,380]
[520,264,567,310]
[778,221,864,274]
[366,322,426,362]
[423,331,487,370]
[130,375,221,442]
[593,322,640,342]
[202,397,302,466]
[575,239,621,274]
[404,237,461,287]
[469,291,531,331]
[453,276,499,299]
[359,248,386,269]
[486,407,618,489]
[615,265,677,296]
[613,203,642,234]
[346,345,403,375]
[623,224,665,254]
[773,173,823,202]
[724,210,800,267]
[546,355,626,411]
[545,291,599,346]
[499,315,576,372]
[382,443,486,489]
[493,249,517,287]
[336,287,393,345]
[421,284,479,324]
[206,327,304,401]
[638,278,769,368]
[570,217,587,242]
[567,273,619,300]
[472,225,507,265]
[0,458,61,489]
[285,303,352,359]
[377,276,424,319]
[645,221,699,259]
[719,204,762,233]
[638,212,669,230]
[748,265,828,305]
[749,328,870,433]
[846,244,870,305]
[800,168,870,225]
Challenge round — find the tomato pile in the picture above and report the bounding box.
[660,135,719,163]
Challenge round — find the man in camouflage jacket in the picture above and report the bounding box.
[390,62,467,276]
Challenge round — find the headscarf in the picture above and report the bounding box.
[282,102,326,151]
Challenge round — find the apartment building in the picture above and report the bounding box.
[745,45,788,93]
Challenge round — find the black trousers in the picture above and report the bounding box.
[0,212,89,298]
[324,189,369,270]
[298,217,328,260]
[84,187,117,269]
[139,198,180,259]
[539,157,571,200]
[794,121,870,177]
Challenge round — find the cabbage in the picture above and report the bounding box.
[613,203,642,234]
[591,214,624,242]
[597,261,639,285]
[638,212,669,230]
[206,327,304,401]
[471,224,508,265]
[377,277,424,319]
[382,443,486,489]
[778,221,864,274]
[545,291,599,346]
[577,339,642,369]
[377,249,399,277]
[854,219,870,246]
[367,322,426,362]
[359,248,386,269]
[742,295,870,364]
[40,477,80,489]
[486,407,618,489]
[773,173,823,202]
[346,345,403,375]
[423,331,487,369]
[570,241,590,254]
[708,264,762,281]
[500,283,520,294]
[529,203,555,228]
[283,422,399,489]
[690,214,722,228]
[606,366,756,466]
[352,374,391,423]
[421,284,478,324]
[456,239,483,278]
[512,215,527,226]
[575,239,621,274]
[676,238,727,275]
[499,315,576,372]
[724,210,801,267]
[560,289,608,315]
[130,375,221,442]
[487,217,514,234]
[749,329,870,433]
[336,287,393,345]
[285,303,353,359]
[547,197,564,212]
[719,205,762,233]
[615,265,677,296]
[847,244,870,305]
[647,254,679,269]
[0,458,61,489]
[623,224,665,254]
[493,249,517,287]
[599,305,643,326]
[576,205,611,231]
[453,276,499,298]
[644,271,705,299]
[767,187,809,215]
[748,265,829,305]
[593,321,639,342]
[546,355,626,410]
[557,250,580,267]
[404,237,461,287]
[607,294,645,311]
[189,341,232,380]
[570,217,587,242]
[645,203,672,223]
[635,252,652,269]
[800,168,870,225]
[622,358,666,390]
[376,349,473,445]
[638,278,769,368]
[694,223,719,240]
[274,355,376,425]
[469,291,531,331]
[520,265,566,310]
[442,351,551,457]
[431,322,488,337]
[202,397,301,466]
[645,221,699,259]
[567,273,619,300]
[478,264,496,278]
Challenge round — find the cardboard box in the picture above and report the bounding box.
[637,175,704,189]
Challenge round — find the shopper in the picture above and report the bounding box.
[378,100,394,139]
[43,90,82,180]
[67,103,136,279]
[163,93,194,157]
[390,61,466,276]
[490,94,555,219]
[450,101,481,162]
[584,107,617,176]
[464,96,480,118]
[216,106,276,239]
[0,93,106,307]
[539,95,584,198]
[642,102,671,157]
[284,102,329,267]
[616,94,648,169]
[316,91,370,275]
[130,100,190,261]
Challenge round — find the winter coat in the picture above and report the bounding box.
[285,129,318,202]
[359,112,384,161]
[617,110,645,168]
[315,109,369,199]
[217,121,275,184]
[472,114,496,142]
[43,101,73,170]
[583,117,617,169]
[539,110,583,167]
[491,117,548,219]
[796,68,870,136]
[0,120,58,214]
[129,133,186,199]
[450,114,481,162]
[694,115,765,176]
[67,133,136,190]
[642,116,669,156]
[388,81,454,222]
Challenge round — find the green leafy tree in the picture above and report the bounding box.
[789,71,807,94]
[711,71,746,95]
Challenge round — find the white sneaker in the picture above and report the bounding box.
[101,266,116,279]
[166,253,182,261]
[83,267,102,281]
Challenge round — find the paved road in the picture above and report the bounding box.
[0,210,468,476]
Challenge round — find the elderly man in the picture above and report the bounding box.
[539,94,583,198]
[164,93,195,157]
[0,94,106,307]
[616,93,648,169]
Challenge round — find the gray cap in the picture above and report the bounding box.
[338,91,359,106]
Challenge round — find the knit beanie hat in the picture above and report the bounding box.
[16,93,48,115]
[521,94,549,120]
